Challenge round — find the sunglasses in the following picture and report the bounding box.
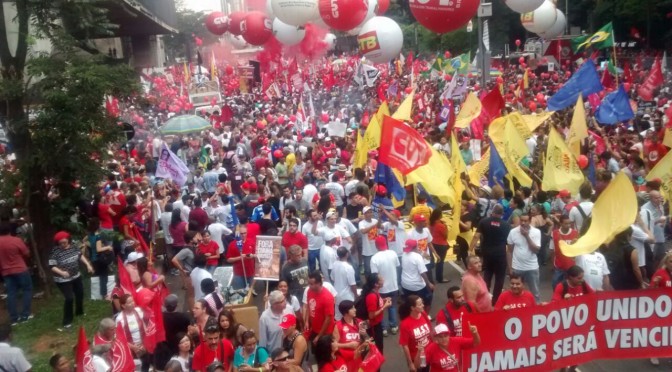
[273,356,289,362]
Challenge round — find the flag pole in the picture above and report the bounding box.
[611,32,619,86]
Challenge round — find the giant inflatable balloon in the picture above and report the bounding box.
[271,0,319,26]
[324,33,337,50]
[205,11,229,35]
[377,0,389,14]
[504,0,544,14]
[318,0,368,31]
[266,0,275,19]
[228,11,246,35]
[520,0,557,34]
[357,16,402,63]
[228,34,248,48]
[538,9,566,39]
[409,0,479,34]
[242,11,273,45]
[272,18,306,45]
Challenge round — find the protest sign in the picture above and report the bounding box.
[327,121,347,137]
[464,289,672,372]
[254,236,281,281]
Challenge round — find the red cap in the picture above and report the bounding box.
[278,313,297,329]
[241,182,250,191]
[392,210,402,218]
[54,230,71,242]
[558,189,570,198]
[404,239,418,252]
[413,214,427,223]
[375,236,388,250]
[249,183,258,192]
[376,185,387,196]
[273,149,284,158]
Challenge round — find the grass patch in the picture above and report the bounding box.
[10,279,114,372]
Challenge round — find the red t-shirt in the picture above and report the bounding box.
[282,231,309,252]
[307,287,335,335]
[552,228,578,271]
[197,241,220,267]
[645,142,668,167]
[0,235,29,276]
[192,339,234,372]
[319,356,349,372]
[425,337,474,371]
[189,207,210,232]
[335,319,360,362]
[494,290,536,311]
[652,268,672,288]
[225,240,255,277]
[365,292,384,326]
[552,281,595,302]
[435,303,476,337]
[399,313,432,361]
[97,203,114,230]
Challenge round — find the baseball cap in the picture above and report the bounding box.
[434,323,450,335]
[325,137,332,141]
[249,183,258,192]
[375,236,388,250]
[558,189,570,198]
[278,313,297,329]
[376,185,387,196]
[363,206,373,214]
[392,210,402,218]
[125,252,144,264]
[404,239,418,252]
[413,214,427,223]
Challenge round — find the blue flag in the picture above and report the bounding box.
[375,162,406,202]
[548,60,604,111]
[488,141,507,187]
[587,153,596,187]
[595,85,635,125]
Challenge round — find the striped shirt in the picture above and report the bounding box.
[48,246,82,283]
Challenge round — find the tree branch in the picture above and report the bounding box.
[13,0,29,70]
[0,0,15,66]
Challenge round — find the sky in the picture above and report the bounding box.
[182,0,221,12]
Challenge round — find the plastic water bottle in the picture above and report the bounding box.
[419,349,427,368]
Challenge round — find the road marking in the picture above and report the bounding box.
[449,260,465,274]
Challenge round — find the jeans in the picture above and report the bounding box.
[483,255,507,305]
[56,276,84,326]
[424,253,435,284]
[4,271,33,323]
[434,244,449,282]
[380,291,399,331]
[363,255,373,278]
[231,275,254,290]
[512,268,540,303]
[552,268,566,291]
[308,249,320,274]
[368,322,384,357]
[279,247,287,271]
[206,265,217,274]
[93,260,109,298]
[403,285,433,308]
[455,237,469,268]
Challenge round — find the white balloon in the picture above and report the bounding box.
[266,0,275,19]
[538,9,566,39]
[520,0,557,34]
[504,0,544,14]
[271,0,319,26]
[361,0,378,26]
[310,17,329,30]
[324,33,337,50]
[228,34,248,48]
[357,16,402,63]
[272,18,306,45]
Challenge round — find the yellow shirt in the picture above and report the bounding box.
[286,153,296,173]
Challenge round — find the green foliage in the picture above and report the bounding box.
[164,3,220,62]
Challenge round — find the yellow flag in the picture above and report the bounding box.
[489,116,533,187]
[450,135,467,175]
[507,112,532,139]
[354,131,368,168]
[448,135,465,242]
[567,94,588,158]
[376,101,390,123]
[211,51,218,79]
[391,167,406,208]
[521,112,553,134]
[663,127,672,149]
[468,148,490,186]
[406,145,455,205]
[560,172,637,257]
[646,150,672,203]
[392,90,414,122]
[361,103,390,155]
[522,68,529,89]
[455,92,482,129]
[183,62,190,84]
[542,127,585,194]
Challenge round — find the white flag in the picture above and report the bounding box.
[156,144,190,186]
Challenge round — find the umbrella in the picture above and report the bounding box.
[160,115,212,135]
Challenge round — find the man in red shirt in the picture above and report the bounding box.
[225,225,255,290]
[305,271,335,347]
[552,265,594,302]
[494,274,536,311]
[192,323,234,372]
[551,216,578,290]
[424,323,480,372]
[281,218,308,257]
[435,286,477,337]
[189,198,210,232]
[0,223,32,325]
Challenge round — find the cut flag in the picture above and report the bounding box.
[559,172,637,257]
[406,145,456,205]
[595,85,635,125]
[379,116,431,174]
[392,90,414,122]
[542,127,585,195]
[547,60,603,111]
[448,135,467,243]
[468,148,490,186]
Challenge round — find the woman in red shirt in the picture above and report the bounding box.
[652,253,672,288]
[362,273,392,354]
[429,209,449,283]
[93,194,116,232]
[198,230,220,273]
[332,300,365,363]
[399,295,433,372]
[314,335,368,372]
[424,323,480,372]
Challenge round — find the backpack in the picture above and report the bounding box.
[474,199,494,225]
[561,280,590,296]
[441,303,473,335]
[576,205,592,237]
[355,293,378,321]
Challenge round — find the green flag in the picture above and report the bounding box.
[431,57,442,72]
[572,22,614,53]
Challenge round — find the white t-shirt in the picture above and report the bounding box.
[629,224,649,266]
[330,260,356,313]
[344,180,359,197]
[337,219,358,250]
[318,225,350,247]
[359,219,379,256]
[207,204,232,226]
[401,251,427,291]
[207,223,232,254]
[93,355,111,372]
[370,250,400,294]
[569,201,594,232]
[160,212,173,244]
[115,308,145,345]
[190,267,213,300]
[302,220,325,251]
[169,355,190,372]
[408,228,433,264]
[575,252,610,291]
[382,221,407,256]
[507,226,542,271]
[320,245,338,282]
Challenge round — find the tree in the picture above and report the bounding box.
[0,0,138,290]
[163,1,219,63]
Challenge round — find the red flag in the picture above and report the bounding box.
[378,116,431,174]
[470,88,505,140]
[630,27,641,39]
[623,62,633,84]
[117,257,136,299]
[638,58,664,101]
[377,84,386,102]
[111,323,135,372]
[324,67,335,90]
[601,69,615,90]
[76,326,93,372]
[141,306,158,353]
[406,51,414,69]
[589,130,606,155]
[288,58,299,76]
[445,100,456,135]
[589,50,600,62]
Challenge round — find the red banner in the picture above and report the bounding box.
[637,58,664,101]
[378,116,431,174]
[464,289,672,372]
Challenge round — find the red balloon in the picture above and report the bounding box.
[242,11,272,45]
[444,51,451,59]
[577,155,589,169]
[278,116,286,125]
[528,102,537,111]
[266,114,274,122]
[536,93,545,101]
[290,115,297,122]
[225,65,234,75]
[409,0,479,34]
[515,39,521,47]
[273,149,284,158]
[518,57,525,64]
[444,74,452,81]
[205,12,229,35]
[319,0,368,31]
[228,12,246,36]
[623,82,631,92]
[404,86,412,94]
[321,113,330,123]
[377,0,390,14]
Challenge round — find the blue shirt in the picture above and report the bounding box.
[250,205,280,223]
[233,346,269,368]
